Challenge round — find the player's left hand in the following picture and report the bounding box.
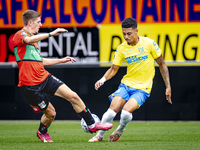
[166,87,172,104]
[50,28,68,36]
[60,56,76,63]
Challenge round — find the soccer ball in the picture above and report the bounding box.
[81,114,100,133]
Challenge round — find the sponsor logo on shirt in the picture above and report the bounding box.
[125,55,148,64]
[31,50,40,57]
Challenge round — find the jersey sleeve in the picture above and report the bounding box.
[14,31,27,46]
[112,46,124,66]
[151,40,162,59]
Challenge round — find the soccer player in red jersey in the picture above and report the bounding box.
[13,10,113,142]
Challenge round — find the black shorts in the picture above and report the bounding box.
[21,74,64,113]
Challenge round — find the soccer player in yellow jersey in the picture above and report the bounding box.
[89,18,172,142]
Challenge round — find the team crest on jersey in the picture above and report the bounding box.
[21,32,27,35]
[138,47,145,54]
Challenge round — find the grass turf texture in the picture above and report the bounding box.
[0,121,199,150]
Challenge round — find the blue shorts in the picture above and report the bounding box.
[109,83,150,107]
[21,74,64,113]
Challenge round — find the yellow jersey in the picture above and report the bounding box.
[113,36,162,93]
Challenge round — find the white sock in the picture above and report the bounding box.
[97,109,117,138]
[116,109,132,132]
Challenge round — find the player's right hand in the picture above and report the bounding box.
[95,80,104,90]
[166,87,172,104]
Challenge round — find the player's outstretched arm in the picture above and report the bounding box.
[49,28,68,37]
[43,56,76,66]
[156,54,172,104]
[95,65,119,90]
[23,28,68,44]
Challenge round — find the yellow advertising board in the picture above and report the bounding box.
[99,23,200,66]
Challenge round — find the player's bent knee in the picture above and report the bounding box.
[44,108,56,120]
[48,111,56,120]
[51,111,56,118]
[68,92,80,102]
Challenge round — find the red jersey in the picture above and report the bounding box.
[13,29,49,87]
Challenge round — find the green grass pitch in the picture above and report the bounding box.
[0,121,199,150]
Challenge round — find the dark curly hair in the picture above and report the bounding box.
[122,18,137,29]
